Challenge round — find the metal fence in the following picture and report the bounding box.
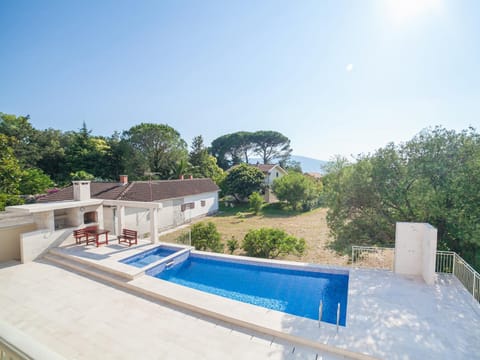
[436,251,480,304]
[352,246,480,305]
[351,246,395,270]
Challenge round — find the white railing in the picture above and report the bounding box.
[351,246,395,270]
[435,251,480,304]
[352,246,480,305]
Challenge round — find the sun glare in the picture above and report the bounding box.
[385,0,443,25]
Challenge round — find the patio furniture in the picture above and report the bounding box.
[73,226,97,244]
[118,229,138,247]
[85,228,109,247]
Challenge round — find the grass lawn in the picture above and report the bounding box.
[159,203,349,266]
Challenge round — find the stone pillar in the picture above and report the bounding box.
[150,207,159,243]
[394,222,438,285]
[117,205,125,235]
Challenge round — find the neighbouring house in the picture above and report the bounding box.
[251,164,288,203]
[0,176,219,263]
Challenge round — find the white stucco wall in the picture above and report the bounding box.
[394,222,438,285]
[156,191,219,232]
[103,206,115,234]
[20,228,73,263]
[124,207,150,237]
[265,167,285,186]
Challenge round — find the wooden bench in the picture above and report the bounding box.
[73,226,97,245]
[118,229,138,247]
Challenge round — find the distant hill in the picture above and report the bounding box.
[290,155,328,174]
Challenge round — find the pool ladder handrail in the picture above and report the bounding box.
[318,300,323,328]
[336,302,340,334]
[319,301,341,334]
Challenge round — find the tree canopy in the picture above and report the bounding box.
[223,163,265,201]
[323,127,480,270]
[210,130,292,169]
[272,172,322,210]
[122,123,188,179]
[189,135,225,184]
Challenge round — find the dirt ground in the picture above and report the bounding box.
[159,207,350,266]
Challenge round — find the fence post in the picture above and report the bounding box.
[452,253,456,275]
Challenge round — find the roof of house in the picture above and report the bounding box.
[253,164,277,173]
[37,178,219,203]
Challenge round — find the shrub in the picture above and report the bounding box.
[226,237,239,254]
[224,163,264,201]
[242,227,306,259]
[249,191,264,215]
[190,222,223,253]
[272,172,322,210]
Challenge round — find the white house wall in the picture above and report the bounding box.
[266,167,285,186]
[158,200,175,231]
[157,191,219,232]
[181,191,219,220]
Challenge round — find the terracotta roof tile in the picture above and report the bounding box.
[37,179,219,203]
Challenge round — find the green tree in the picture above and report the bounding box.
[324,127,480,269]
[272,172,321,210]
[0,113,40,167]
[19,168,54,195]
[249,191,264,214]
[210,130,293,168]
[123,123,188,179]
[190,222,223,252]
[70,170,95,181]
[251,130,292,164]
[189,135,225,183]
[64,123,114,180]
[224,163,264,201]
[35,128,69,183]
[210,133,245,169]
[0,134,22,194]
[242,228,305,258]
[0,134,23,210]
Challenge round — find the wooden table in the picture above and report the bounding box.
[86,228,109,247]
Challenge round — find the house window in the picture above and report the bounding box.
[181,202,195,212]
[84,211,98,224]
[276,172,279,177]
[201,200,206,207]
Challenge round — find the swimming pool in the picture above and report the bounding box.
[120,246,179,268]
[149,254,349,325]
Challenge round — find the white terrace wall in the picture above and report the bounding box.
[394,222,438,285]
[0,223,37,262]
[20,228,73,263]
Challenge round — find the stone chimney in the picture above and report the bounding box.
[73,181,91,201]
[119,175,128,185]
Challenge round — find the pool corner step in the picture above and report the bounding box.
[47,248,140,281]
[43,253,129,285]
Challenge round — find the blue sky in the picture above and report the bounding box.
[1,0,479,160]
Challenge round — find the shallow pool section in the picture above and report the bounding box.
[150,254,349,325]
[120,246,179,268]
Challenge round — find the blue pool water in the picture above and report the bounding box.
[153,255,349,325]
[121,246,178,268]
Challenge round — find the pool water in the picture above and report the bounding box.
[121,246,177,268]
[153,255,349,325]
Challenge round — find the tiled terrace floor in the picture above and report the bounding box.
[1,242,480,359]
